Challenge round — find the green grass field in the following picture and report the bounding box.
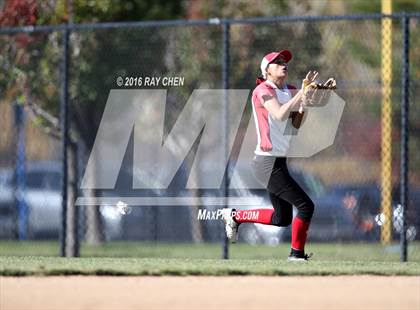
[1,241,419,276]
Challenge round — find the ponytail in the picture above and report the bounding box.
[256,76,266,85]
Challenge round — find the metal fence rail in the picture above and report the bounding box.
[1,12,420,34]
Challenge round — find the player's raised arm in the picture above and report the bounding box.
[262,70,318,121]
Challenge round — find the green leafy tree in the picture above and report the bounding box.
[0,0,184,245]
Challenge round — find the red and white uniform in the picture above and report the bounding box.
[251,80,297,156]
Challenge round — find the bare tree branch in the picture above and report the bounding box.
[22,76,78,144]
[27,100,60,130]
[25,102,61,140]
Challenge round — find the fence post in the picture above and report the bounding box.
[222,20,230,260]
[400,15,410,262]
[380,0,393,245]
[60,27,70,257]
[66,141,80,257]
[13,103,27,240]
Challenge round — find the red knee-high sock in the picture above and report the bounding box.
[291,216,310,250]
[233,209,274,224]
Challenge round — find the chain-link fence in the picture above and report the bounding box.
[0,13,419,261]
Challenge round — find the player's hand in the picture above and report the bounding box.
[302,70,319,89]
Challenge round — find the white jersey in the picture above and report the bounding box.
[251,80,296,157]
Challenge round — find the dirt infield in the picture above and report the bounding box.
[1,276,419,310]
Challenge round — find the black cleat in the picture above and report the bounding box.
[287,249,313,262]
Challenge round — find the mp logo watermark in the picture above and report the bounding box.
[75,89,345,207]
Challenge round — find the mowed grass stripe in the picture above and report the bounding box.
[1,241,420,261]
[1,256,419,276]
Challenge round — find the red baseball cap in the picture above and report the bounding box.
[260,50,292,78]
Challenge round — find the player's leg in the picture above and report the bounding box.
[221,193,293,242]
[222,156,293,242]
[278,179,314,260]
[221,206,275,243]
[231,193,293,226]
[222,155,270,242]
[264,159,314,260]
[267,192,293,227]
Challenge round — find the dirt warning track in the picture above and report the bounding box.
[1,276,419,310]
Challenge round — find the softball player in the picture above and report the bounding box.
[222,49,318,261]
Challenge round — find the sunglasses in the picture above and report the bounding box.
[270,58,287,66]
